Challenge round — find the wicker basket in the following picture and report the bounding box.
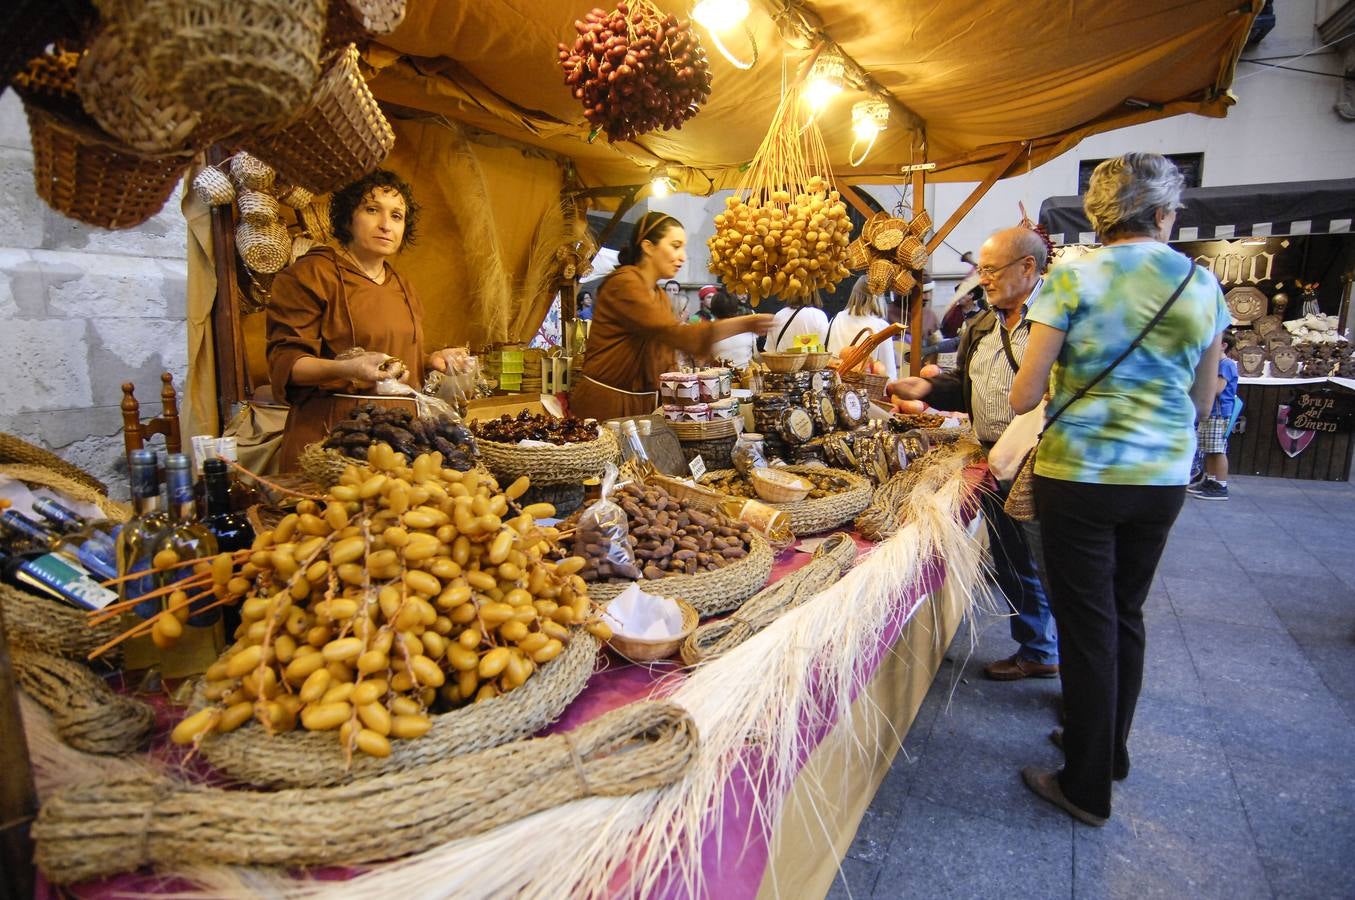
[10,45,86,123]
[760,352,806,374]
[349,0,407,33]
[872,220,906,252]
[25,102,190,229]
[229,152,276,192]
[0,0,92,91]
[236,220,291,274]
[750,467,812,503]
[666,417,737,441]
[475,427,618,488]
[867,258,894,295]
[278,183,314,209]
[236,190,281,226]
[606,597,697,662]
[844,236,870,270]
[841,367,889,400]
[861,211,890,244]
[587,531,773,616]
[701,466,873,536]
[142,0,326,126]
[890,266,917,295]
[299,194,334,242]
[190,165,235,206]
[194,631,601,788]
[896,235,929,270]
[0,434,111,497]
[244,44,395,195]
[908,209,932,236]
[76,19,221,156]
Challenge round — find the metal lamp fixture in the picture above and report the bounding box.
[803,47,845,111]
[850,97,890,166]
[692,0,757,69]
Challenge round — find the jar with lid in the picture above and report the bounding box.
[731,432,767,474]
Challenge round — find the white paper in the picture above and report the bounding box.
[600,583,685,639]
[688,455,707,479]
[794,536,832,554]
[516,438,557,448]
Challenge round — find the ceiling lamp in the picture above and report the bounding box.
[850,98,890,166]
[692,0,758,68]
[803,47,845,112]
[650,166,675,198]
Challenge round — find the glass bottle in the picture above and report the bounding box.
[115,448,172,672]
[149,454,223,678]
[0,546,118,611]
[215,436,264,512]
[0,508,117,582]
[201,457,254,642]
[31,498,121,579]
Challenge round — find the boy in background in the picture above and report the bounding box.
[1189,332,1238,501]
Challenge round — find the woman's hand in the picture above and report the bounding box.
[428,347,473,374]
[342,351,404,388]
[740,314,775,336]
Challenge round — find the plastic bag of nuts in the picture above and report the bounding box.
[573,464,641,581]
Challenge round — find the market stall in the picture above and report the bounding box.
[1,1,1266,897]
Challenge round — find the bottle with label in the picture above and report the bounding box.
[0,508,118,583]
[0,547,119,611]
[115,448,172,671]
[215,436,264,512]
[149,454,223,677]
[31,498,121,579]
[201,457,253,642]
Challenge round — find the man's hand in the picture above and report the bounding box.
[885,376,932,401]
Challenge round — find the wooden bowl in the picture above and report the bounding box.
[606,597,699,662]
[750,467,813,503]
[760,352,806,374]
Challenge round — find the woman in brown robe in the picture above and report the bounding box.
[572,212,772,420]
[267,170,464,469]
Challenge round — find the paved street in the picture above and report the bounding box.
[831,475,1355,900]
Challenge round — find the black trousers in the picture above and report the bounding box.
[1033,475,1185,818]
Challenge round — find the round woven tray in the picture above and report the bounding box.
[701,466,873,536]
[475,427,618,488]
[194,631,601,788]
[585,530,773,616]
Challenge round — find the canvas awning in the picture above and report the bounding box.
[1039,178,1355,244]
[365,0,1261,189]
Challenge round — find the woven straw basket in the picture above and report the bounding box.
[701,466,873,536]
[142,0,326,126]
[190,165,235,206]
[861,211,890,244]
[896,235,928,270]
[475,427,619,488]
[236,190,281,226]
[299,194,334,242]
[10,46,86,123]
[76,19,219,155]
[350,0,407,33]
[890,266,917,295]
[607,598,697,662]
[278,183,314,209]
[844,237,870,270]
[0,433,113,497]
[195,631,601,788]
[229,152,276,191]
[244,44,395,195]
[872,219,907,252]
[25,103,189,229]
[586,530,773,616]
[908,209,932,236]
[236,220,291,274]
[867,258,894,295]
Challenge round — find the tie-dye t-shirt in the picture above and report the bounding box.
[1026,242,1228,486]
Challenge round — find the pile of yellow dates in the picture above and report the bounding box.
[172,444,610,760]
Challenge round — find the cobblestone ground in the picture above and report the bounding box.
[830,474,1355,900]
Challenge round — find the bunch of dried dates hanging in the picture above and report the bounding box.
[557,1,712,142]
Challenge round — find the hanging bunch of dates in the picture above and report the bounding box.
[557,1,712,142]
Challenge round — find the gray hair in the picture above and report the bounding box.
[1083,153,1184,241]
[847,275,884,317]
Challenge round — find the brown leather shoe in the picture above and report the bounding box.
[1022,767,1107,826]
[983,654,1059,681]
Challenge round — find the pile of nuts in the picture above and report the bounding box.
[707,176,853,307]
[576,481,754,583]
[472,410,599,445]
[324,404,476,470]
[556,1,712,142]
[704,468,856,501]
[172,444,611,760]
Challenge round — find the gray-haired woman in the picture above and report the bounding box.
[1009,153,1227,826]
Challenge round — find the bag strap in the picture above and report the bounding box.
[998,319,1021,374]
[1044,261,1198,432]
[775,306,805,349]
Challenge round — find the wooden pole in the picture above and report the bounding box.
[206,146,248,429]
[924,143,1026,255]
[0,604,36,900]
[909,168,927,376]
[835,182,880,221]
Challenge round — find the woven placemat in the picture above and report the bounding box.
[194,631,601,788]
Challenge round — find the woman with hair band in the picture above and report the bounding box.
[572,212,773,420]
[267,169,467,469]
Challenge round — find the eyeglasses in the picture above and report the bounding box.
[977,256,1031,279]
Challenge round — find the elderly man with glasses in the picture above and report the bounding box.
[885,225,1057,681]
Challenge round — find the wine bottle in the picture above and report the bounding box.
[201,457,254,641]
[116,449,171,620]
[148,454,223,678]
[215,436,263,512]
[31,498,121,578]
[0,508,117,582]
[0,547,118,611]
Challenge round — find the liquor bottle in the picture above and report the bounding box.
[31,498,121,579]
[0,508,117,582]
[215,436,264,512]
[201,457,253,641]
[0,547,118,612]
[190,434,217,518]
[116,448,172,672]
[148,454,223,678]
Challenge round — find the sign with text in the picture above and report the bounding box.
[1287,388,1355,434]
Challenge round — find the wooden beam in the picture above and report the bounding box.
[206,145,247,428]
[836,182,880,221]
[594,184,643,249]
[925,143,1026,255]
[909,167,927,377]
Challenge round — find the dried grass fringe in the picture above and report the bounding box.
[13,648,156,755]
[32,700,697,885]
[113,459,995,899]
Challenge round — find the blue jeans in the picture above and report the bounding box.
[980,479,1058,664]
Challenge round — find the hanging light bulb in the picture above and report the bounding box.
[692,0,749,33]
[849,98,890,167]
[804,47,845,112]
[649,166,675,198]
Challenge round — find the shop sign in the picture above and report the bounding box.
[1287,388,1355,434]
[1275,403,1316,458]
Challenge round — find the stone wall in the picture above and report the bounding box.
[0,91,190,498]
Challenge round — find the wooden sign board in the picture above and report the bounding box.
[1288,388,1355,433]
